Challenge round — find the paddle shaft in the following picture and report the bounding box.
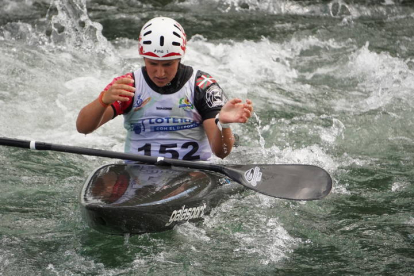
[0,138,240,194]
[0,137,332,200]
[0,137,221,170]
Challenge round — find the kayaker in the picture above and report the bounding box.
[76,17,253,160]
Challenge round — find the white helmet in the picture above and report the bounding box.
[138,17,187,60]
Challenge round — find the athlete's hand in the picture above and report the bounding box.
[101,75,135,105]
[219,98,253,124]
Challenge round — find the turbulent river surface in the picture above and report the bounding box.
[1,0,413,275]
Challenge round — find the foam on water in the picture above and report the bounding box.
[2,1,414,274]
[203,196,299,265]
[0,0,126,150]
[176,0,414,19]
[186,35,298,90]
[333,42,414,112]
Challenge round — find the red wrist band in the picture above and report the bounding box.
[98,91,110,108]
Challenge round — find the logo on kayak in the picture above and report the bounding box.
[165,203,207,226]
[244,167,262,187]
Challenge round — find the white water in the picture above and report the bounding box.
[1,0,414,275]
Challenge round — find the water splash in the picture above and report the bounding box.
[253,113,267,156]
[328,0,351,17]
[333,42,414,112]
[124,233,130,245]
[0,0,123,147]
[175,0,414,18]
[47,0,115,55]
[0,0,116,57]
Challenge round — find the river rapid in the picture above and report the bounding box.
[0,0,413,275]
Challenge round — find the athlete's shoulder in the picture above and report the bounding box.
[194,70,227,109]
[194,69,219,89]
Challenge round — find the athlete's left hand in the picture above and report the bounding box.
[218,98,253,124]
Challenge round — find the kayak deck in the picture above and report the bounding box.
[79,163,240,235]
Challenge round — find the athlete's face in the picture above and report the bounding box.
[144,58,180,87]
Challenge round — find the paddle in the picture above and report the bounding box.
[0,137,332,200]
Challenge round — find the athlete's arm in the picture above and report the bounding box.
[76,98,115,134]
[203,118,234,159]
[76,76,135,134]
[204,99,253,159]
[193,69,253,158]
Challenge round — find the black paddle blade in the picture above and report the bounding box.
[222,164,332,201]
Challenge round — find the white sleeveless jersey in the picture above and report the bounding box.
[123,69,212,161]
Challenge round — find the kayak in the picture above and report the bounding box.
[79,163,241,235]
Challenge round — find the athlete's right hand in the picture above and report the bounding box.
[101,75,135,105]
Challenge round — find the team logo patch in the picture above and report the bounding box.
[133,96,151,111]
[178,97,194,111]
[196,74,217,89]
[206,85,226,108]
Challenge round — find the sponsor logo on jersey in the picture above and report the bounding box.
[132,122,145,134]
[133,95,151,111]
[206,84,226,108]
[165,203,207,226]
[196,73,217,89]
[130,117,201,134]
[178,97,194,111]
[244,166,262,187]
[156,107,172,110]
